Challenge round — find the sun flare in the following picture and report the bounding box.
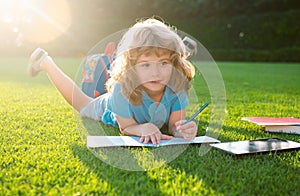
[0,0,72,44]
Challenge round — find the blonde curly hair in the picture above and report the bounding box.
[106,18,195,105]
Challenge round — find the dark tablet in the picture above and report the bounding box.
[210,138,300,155]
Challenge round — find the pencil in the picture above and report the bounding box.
[182,102,210,125]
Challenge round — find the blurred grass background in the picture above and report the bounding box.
[1,0,299,62]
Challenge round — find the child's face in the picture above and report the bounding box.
[135,50,173,94]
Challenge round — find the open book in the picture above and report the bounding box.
[242,117,300,135]
[87,136,220,148]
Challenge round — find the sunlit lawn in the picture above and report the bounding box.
[0,57,299,195]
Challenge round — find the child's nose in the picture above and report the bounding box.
[150,63,160,76]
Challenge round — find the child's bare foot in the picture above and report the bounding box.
[27,48,49,77]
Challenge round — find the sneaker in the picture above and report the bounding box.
[27,48,48,77]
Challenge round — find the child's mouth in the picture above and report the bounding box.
[149,81,161,84]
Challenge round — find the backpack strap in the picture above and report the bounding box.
[104,42,115,68]
[93,55,110,97]
[104,42,115,56]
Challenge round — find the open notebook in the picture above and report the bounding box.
[87,136,220,148]
[211,138,300,155]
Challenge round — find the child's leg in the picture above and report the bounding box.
[29,48,93,112]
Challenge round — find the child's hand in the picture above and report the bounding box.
[175,120,197,140]
[139,123,172,145]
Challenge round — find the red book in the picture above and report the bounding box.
[242,117,300,135]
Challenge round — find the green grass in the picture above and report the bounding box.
[0,58,299,195]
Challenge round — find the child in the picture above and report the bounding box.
[28,18,198,145]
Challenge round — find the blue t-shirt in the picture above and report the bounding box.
[101,83,188,128]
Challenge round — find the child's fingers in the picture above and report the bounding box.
[150,134,158,145]
[182,130,196,140]
[176,121,196,132]
[140,132,162,144]
[182,126,197,140]
[139,136,144,143]
[152,132,168,144]
[140,136,150,144]
[161,134,173,140]
[175,120,186,127]
[179,121,197,140]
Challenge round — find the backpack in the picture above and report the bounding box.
[81,42,115,98]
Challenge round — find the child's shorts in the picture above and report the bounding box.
[79,94,109,121]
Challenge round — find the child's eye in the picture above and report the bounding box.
[138,62,150,67]
[160,61,171,67]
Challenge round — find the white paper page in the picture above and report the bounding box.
[87,136,220,148]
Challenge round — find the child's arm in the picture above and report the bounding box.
[115,115,172,145]
[169,109,197,140]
